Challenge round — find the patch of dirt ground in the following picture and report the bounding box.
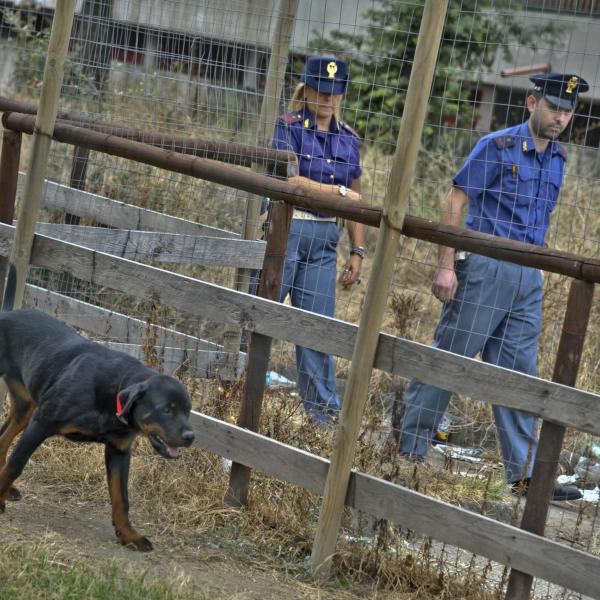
[0,479,394,599]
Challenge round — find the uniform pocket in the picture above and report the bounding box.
[515,165,538,205]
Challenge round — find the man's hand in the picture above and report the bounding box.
[340,254,362,288]
[432,266,458,302]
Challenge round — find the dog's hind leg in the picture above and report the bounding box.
[0,415,50,511]
[105,442,153,551]
[0,382,35,501]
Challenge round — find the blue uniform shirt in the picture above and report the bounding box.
[272,107,361,216]
[453,121,566,246]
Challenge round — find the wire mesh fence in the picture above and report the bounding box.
[0,0,599,597]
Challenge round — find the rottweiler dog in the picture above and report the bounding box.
[0,309,194,551]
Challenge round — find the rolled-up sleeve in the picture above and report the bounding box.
[453,137,499,201]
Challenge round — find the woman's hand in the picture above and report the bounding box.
[340,254,362,288]
[346,188,362,201]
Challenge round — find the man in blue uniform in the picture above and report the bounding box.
[269,56,365,424]
[398,73,588,500]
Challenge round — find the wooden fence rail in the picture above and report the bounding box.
[191,411,600,598]
[20,175,239,239]
[34,223,266,269]
[0,96,298,175]
[6,114,600,283]
[0,224,595,437]
[24,284,246,378]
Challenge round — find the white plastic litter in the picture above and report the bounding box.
[581,487,600,503]
[432,444,483,463]
[265,371,295,389]
[556,474,579,486]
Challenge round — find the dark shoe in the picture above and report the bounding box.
[510,478,582,502]
[551,484,582,501]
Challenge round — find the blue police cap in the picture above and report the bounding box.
[300,56,349,95]
[529,72,589,110]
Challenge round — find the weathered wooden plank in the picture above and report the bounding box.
[0,224,597,435]
[24,285,246,379]
[17,174,239,239]
[34,223,265,268]
[100,342,236,378]
[24,284,223,351]
[190,411,600,598]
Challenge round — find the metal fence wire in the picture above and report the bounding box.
[0,0,599,598]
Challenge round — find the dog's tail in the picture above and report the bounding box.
[2,264,17,311]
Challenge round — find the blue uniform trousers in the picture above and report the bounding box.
[399,254,543,482]
[280,219,340,423]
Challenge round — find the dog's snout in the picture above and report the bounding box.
[182,430,195,446]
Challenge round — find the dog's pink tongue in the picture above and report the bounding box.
[166,446,180,459]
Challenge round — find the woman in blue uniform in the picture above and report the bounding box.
[272,56,365,424]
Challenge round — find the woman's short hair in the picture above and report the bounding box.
[287,82,341,119]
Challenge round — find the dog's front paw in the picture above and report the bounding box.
[0,500,5,513]
[8,487,21,501]
[131,536,153,552]
[116,530,153,552]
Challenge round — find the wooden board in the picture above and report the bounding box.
[34,223,265,268]
[24,284,246,378]
[18,175,239,238]
[190,411,600,598]
[99,341,237,378]
[0,224,597,435]
[24,284,223,350]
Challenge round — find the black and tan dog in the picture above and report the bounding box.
[0,309,194,551]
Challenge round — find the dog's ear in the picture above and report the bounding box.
[116,381,148,425]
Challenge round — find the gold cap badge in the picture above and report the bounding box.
[566,76,578,94]
[326,61,338,79]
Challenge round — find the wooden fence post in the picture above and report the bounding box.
[310,0,449,577]
[2,0,76,310]
[225,200,294,506]
[221,0,298,378]
[505,278,595,599]
[0,129,22,300]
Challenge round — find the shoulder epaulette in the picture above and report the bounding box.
[556,143,568,161]
[494,135,515,149]
[278,112,303,125]
[340,120,360,137]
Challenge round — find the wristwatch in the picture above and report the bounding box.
[338,184,348,197]
[350,246,366,259]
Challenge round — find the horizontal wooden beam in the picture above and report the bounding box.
[24,285,246,379]
[0,97,298,174]
[190,411,600,598]
[8,110,600,281]
[0,224,594,436]
[402,218,600,283]
[6,113,382,227]
[34,223,266,269]
[19,175,239,239]
[100,341,236,378]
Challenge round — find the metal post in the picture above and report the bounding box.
[505,278,595,599]
[221,0,298,379]
[2,0,76,310]
[225,200,294,506]
[310,0,449,577]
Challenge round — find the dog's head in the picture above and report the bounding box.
[117,374,194,459]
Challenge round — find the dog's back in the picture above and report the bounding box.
[0,310,143,406]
